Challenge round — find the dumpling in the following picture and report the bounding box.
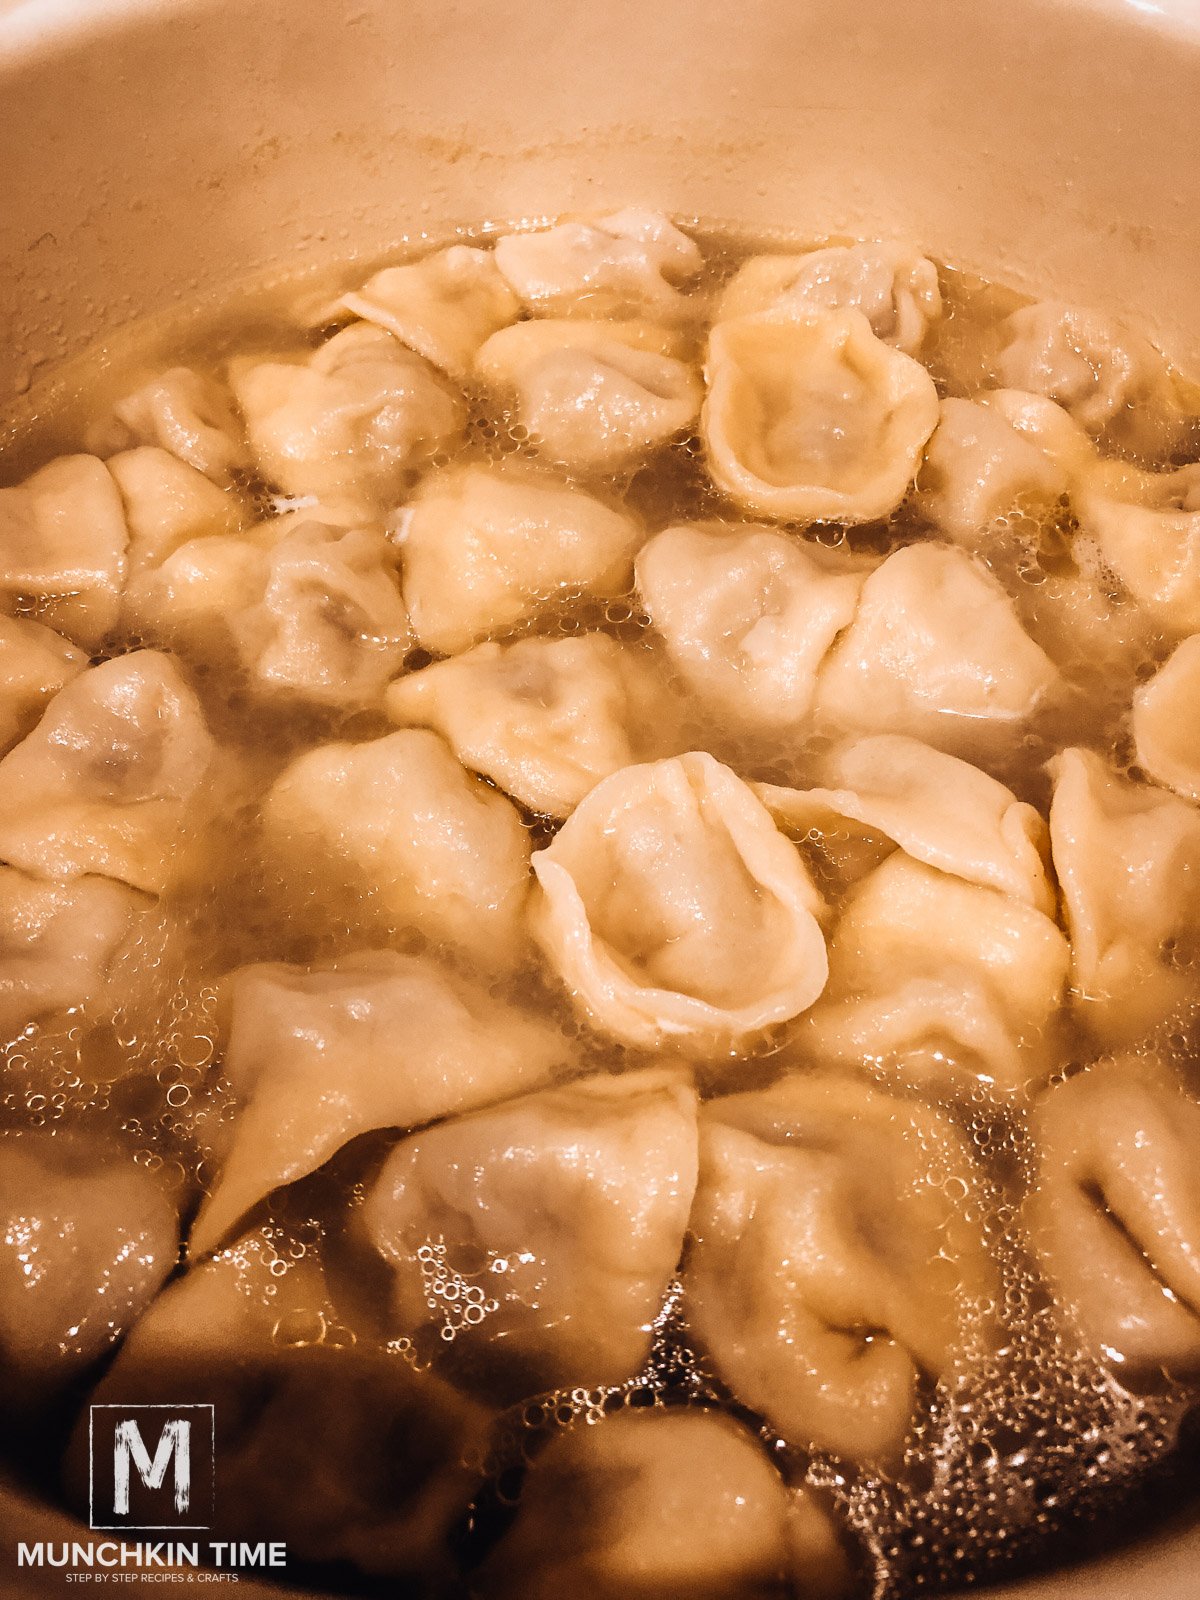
[685,1074,998,1463]
[0,454,128,648]
[0,651,218,895]
[398,463,642,654]
[0,1134,178,1408]
[529,752,827,1054]
[493,210,703,322]
[386,632,671,818]
[635,523,865,734]
[480,1409,851,1600]
[717,242,942,356]
[363,1066,697,1400]
[474,318,702,471]
[797,851,1070,1096]
[69,1227,493,1579]
[701,308,939,523]
[1027,1059,1200,1373]
[93,365,248,483]
[230,323,466,517]
[813,542,1061,758]
[261,728,531,967]
[1049,746,1200,1047]
[188,949,568,1257]
[106,444,244,573]
[0,615,86,755]
[338,244,519,381]
[0,869,147,1036]
[1132,635,1200,802]
[1073,459,1200,636]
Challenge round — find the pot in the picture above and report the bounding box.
[0,0,1198,1594]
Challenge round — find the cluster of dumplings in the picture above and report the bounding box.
[2,211,1200,1597]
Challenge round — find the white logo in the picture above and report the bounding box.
[89,1406,215,1532]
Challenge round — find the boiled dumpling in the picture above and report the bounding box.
[1049,746,1200,1047]
[363,1066,697,1400]
[529,752,827,1053]
[1073,459,1200,636]
[702,308,939,523]
[386,633,671,817]
[338,244,520,380]
[685,1074,997,1462]
[0,650,218,894]
[813,542,1061,758]
[0,1134,178,1407]
[1132,635,1200,802]
[107,444,244,573]
[480,1408,851,1600]
[493,210,703,322]
[0,615,87,755]
[93,365,248,483]
[70,1227,493,1579]
[717,242,942,356]
[1027,1059,1200,1373]
[189,949,568,1257]
[0,454,128,648]
[635,522,865,734]
[398,462,643,654]
[474,318,702,471]
[261,728,531,967]
[230,323,466,517]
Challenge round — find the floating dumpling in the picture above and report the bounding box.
[701,308,939,523]
[1049,746,1200,1046]
[94,365,248,483]
[1027,1059,1200,1373]
[1132,635,1200,802]
[398,463,643,654]
[230,324,466,517]
[717,242,942,356]
[474,318,702,471]
[480,1409,851,1600]
[635,522,865,735]
[189,950,568,1257]
[338,244,520,380]
[813,542,1061,758]
[529,752,827,1053]
[1073,460,1200,637]
[0,650,218,894]
[0,454,129,648]
[363,1067,697,1400]
[261,728,531,967]
[493,210,703,322]
[107,444,244,573]
[386,633,670,818]
[0,615,86,755]
[685,1074,997,1462]
[69,1229,493,1579]
[0,1134,178,1407]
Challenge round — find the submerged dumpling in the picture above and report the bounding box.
[364,1066,697,1400]
[702,309,939,523]
[481,1409,851,1600]
[386,632,670,818]
[261,728,531,967]
[107,444,244,573]
[813,542,1061,758]
[0,1135,178,1407]
[1073,460,1200,637]
[0,454,129,648]
[189,950,568,1257]
[474,318,702,471]
[398,463,643,654]
[1027,1059,1200,1374]
[231,324,465,516]
[493,210,703,322]
[70,1229,493,1579]
[635,523,865,734]
[1049,746,1200,1046]
[718,242,942,356]
[95,365,248,483]
[1132,635,1200,802]
[0,615,87,755]
[530,752,827,1053]
[338,244,519,380]
[685,1074,997,1462]
[0,651,218,894]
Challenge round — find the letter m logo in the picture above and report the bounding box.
[113,1419,190,1515]
[89,1405,215,1531]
